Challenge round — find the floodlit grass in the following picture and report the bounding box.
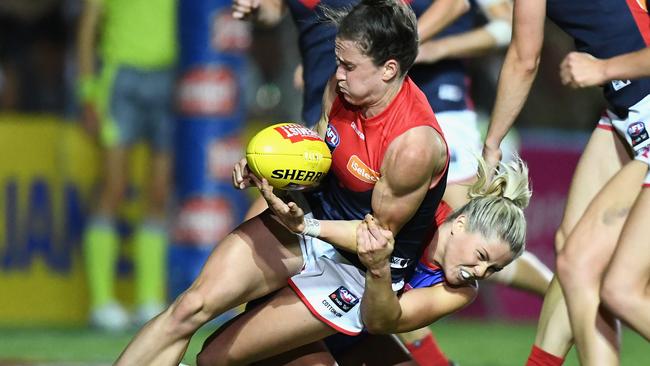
[0,320,646,365]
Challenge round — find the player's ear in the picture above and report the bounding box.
[382,59,399,81]
[451,215,467,235]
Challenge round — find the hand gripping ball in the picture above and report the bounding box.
[246,123,332,190]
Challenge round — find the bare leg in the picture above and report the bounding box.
[115,212,305,366]
[602,166,650,341]
[489,250,552,296]
[531,128,627,359]
[195,287,336,365]
[557,160,645,365]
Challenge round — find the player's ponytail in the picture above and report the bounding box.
[448,156,532,258]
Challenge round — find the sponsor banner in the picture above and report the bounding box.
[173,196,235,246]
[0,116,151,325]
[208,135,243,180]
[177,65,238,117]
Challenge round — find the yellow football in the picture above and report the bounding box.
[246,122,332,190]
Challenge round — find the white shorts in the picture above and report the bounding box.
[288,224,366,336]
[597,94,650,184]
[436,110,481,184]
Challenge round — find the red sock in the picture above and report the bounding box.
[405,333,449,366]
[526,345,564,366]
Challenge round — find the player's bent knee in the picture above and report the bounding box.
[168,290,212,338]
[556,251,583,290]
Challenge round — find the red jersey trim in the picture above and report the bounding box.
[626,0,650,45]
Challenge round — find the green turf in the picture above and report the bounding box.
[0,320,646,365]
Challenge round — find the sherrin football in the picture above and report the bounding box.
[246,122,332,190]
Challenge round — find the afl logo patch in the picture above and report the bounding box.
[628,121,649,147]
[328,286,359,312]
[325,124,340,149]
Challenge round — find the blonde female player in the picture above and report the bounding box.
[196,156,532,366]
[115,1,450,364]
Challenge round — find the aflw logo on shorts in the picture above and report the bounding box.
[329,286,359,312]
[274,124,321,143]
[347,155,380,184]
[628,121,649,147]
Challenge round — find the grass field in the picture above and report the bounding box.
[0,319,647,365]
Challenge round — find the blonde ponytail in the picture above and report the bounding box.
[449,156,532,257]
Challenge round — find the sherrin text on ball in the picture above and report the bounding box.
[246,122,332,190]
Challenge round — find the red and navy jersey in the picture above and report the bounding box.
[404,201,453,291]
[286,0,348,124]
[408,0,479,113]
[547,0,650,115]
[306,77,449,289]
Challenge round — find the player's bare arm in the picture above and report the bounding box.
[416,0,512,63]
[372,125,447,234]
[417,0,470,42]
[483,0,545,169]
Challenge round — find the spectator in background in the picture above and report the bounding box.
[77,0,177,331]
[0,0,68,113]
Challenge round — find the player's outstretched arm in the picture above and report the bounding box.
[483,0,545,170]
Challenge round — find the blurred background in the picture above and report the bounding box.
[0,0,646,365]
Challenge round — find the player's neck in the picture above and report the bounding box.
[361,78,403,119]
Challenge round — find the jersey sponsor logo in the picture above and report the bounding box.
[350,121,365,140]
[390,256,411,269]
[347,155,380,184]
[325,124,340,149]
[611,79,631,91]
[274,124,321,143]
[627,121,649,147]
[328,286,359,312]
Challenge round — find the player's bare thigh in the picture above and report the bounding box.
[557,127,629,249]
[197,287,337,365]
[604,181,650,296]
[190,210,305,314]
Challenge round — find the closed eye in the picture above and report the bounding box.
[477,251,486,261]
